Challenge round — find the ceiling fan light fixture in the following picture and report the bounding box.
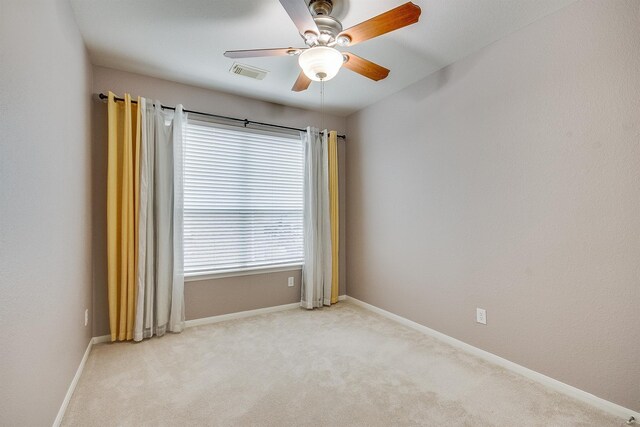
[298,46,343,81]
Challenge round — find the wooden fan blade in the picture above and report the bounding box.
[292,70,312,92]
[342,53,390,81]
[279,0,320,37]
[224,48,303,58]
[339,2,421,46]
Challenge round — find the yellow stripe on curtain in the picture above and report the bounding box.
[328,130,340,303]
[107,92,141,341]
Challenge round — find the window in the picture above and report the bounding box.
[183,119,304,276]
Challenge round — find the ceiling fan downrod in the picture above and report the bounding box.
[305,0,347,47]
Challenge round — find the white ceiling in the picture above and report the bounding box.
[70,0,576,116]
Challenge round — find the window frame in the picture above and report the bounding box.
[184,263,303,281]
[182,118,305,279]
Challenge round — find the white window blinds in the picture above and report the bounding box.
[184,120,304,276]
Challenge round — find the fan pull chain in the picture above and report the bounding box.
[321,79,325,133]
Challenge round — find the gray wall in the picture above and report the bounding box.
[346,0,639,412]
[91,66,347,336]
[0,0,93,425]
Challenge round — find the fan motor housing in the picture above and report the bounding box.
[309,0,341,43]
[314,15,342,40]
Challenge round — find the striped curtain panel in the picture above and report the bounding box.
[328,130,340,304]
[301,128,340,308]
[106,92,186,342]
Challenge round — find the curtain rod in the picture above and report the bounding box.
[98,93,346,140]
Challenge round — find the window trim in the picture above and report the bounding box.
[184,263,303,282]
[183,118,304,278]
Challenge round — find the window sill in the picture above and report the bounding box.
[184,263,303,282]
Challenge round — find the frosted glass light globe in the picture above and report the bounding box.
[298,46,343,81]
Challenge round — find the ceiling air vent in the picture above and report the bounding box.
[229,63,268,80]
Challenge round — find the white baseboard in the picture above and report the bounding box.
[93,297,349,342]
[345,296,638,421]
[185,295,347,328]
[92,334,111,344]
[185,302,300,328]
[52,338,93,427]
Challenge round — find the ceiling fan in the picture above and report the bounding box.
[224,0,422,92]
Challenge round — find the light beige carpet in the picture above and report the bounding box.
[63,302,622,426]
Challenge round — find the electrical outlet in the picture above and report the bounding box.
[476,308,487,325]
[84,309,89,327]
[288,277,295,287]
